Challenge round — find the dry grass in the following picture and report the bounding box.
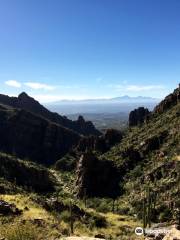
[0,194,52,220]
[0,194,142,239]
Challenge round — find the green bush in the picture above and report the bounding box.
[159,207,172,222]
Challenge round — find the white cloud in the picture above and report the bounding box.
[5,80,21,88]
[24,82,55,91]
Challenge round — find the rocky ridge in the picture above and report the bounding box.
[0,92,101,136]
[0,104,80,164]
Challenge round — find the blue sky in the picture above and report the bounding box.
[0,0,180,102]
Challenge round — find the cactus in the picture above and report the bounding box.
[69,200,74,234]
[143,196,147,228]
[142,185,156,228]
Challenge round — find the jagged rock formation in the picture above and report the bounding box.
[0,153,55,192]
[77,129,122,153]
[0,104,80,164]
[154,84,180,114]
[0,92,101,136]
[129,107,150,127]
[76,152,121,198]
[104,128,123,146]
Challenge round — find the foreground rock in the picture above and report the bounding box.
[145,225,180,240]
[0,200,22,216]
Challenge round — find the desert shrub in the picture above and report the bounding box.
[92,214,107,228]
[117,206,130,215]
[55,154,76,172]
[87,198,113,213]
[60,210,71,222]
[88,213,107,229]
[157,205,173,222]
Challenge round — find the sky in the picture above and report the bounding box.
[0,0,180,102]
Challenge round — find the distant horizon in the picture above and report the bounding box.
[1,90,162,103]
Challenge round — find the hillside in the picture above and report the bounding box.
[100,85,180,224]
[0,103,80,164]
[0,86,179,240]
[0,92,101,136]
[75,85,180,235]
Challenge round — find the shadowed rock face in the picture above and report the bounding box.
[76,152,121,198]
[0,92,101,136]
[77,129,123,153]
[129,107,150,127]
[0,104,80,165]
[154,84,180,114]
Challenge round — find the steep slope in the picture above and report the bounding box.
[0,152,55,192]
[0,104,80,164]
[0,92,101,136]
[100,85,180,223]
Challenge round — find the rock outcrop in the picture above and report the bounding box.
[0,200,22,215]
[76,152,121,198]
[0,104,80,164]
[0,92,101,136]
[129,107,150,127]
[77,129,122,153]
[154,84,180,114]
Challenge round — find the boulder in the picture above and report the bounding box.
[0,200,22,216]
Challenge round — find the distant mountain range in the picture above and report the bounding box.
[46,95,160,115]
[51,95,159,104]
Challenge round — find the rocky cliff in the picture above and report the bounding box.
[129,107,150,127]
[0,104,80,165]
[0,92,101,136]
[154,84,180,114]
[77,129,123,153]
[76,152,121,198]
